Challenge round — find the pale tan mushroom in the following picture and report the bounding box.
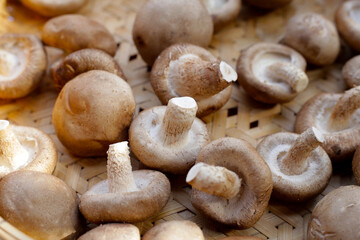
[0,33,46,99]
[342,55,360,88]
[78,224,140,240]
[0,120,57,179]
[79,142,171,223]
[142,221,204,240]
[245,0,291,9]
[21,0,87,17]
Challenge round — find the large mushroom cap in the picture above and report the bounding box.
[307,185,360,240]
[78,224,140,240]
[52,70,135,157]
[245,0,291,9]
[191,137,273,228]
[342,55,360,88]
[21,0,87,17]
[352,146,360,185]
[142,220,204,240]
[42,14,117,56]
[0,33,46,99]
[236,42,308,104]
[0,170,83,240]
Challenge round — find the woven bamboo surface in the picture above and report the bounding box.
[0,0,357,239]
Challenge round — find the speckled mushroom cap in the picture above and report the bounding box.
[142,220,204,240]
[191,137,273,228]
[336,1,360,52]
[307,185,360,240]
[236,42,308,104]
[151,43,236,117]
[78,224,140,240]
[245,0,291,9]
[42,14,117,56]
[0,33,46,99]
[220,237,264,240]
[342,55,360,88]
[257,131,332,202]
[0,170,83,240]
[284,13,340,66]
[352,147,360,185]
[201,0,241,32]
[21,0,87,17]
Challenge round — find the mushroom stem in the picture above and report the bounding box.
[329,86,360,130]
[186,162,241,199]
[266,62,309,93]
[168,55,237,100]
[281,127,324,175]
[107,142,138,193]
[161,97,198,145]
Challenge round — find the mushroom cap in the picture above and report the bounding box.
[236,42,307,104]
[52,70,135,157]
[129,105,210,174]
[202,0,241,32]
[220,237,263,240]
[336,1,360,52]
[295,93,360,161]
[245,0,291,9]
[0,170,83,240]
[21,0,87,17]
[0,33,46,99]
[142,220,204,240]
[284,13,340,66]
[151,43,233,117]
[42,14,117,56]
[257,132,332,202]
[79,170,170,223]
[342,55,360,88]
[52,48,125,90]
[352,146,360,185]
[132,0,213,66]
[78,224,140,240]
[307,185,360,240]
[191,137,273,228]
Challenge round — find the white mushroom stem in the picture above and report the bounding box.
[107,142,138,193]
[168,54,237,100]
[266,62,309,93]
[161,97,198,145]
[281,127,324,175]
[329,86,360,130]
[0,120,29,170]
[186,162,241,199]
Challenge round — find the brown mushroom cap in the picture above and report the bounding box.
[132,0,213,66]
[52,48,125,90]
[352,146,360,185]
[42,14,117,56]
[52,70,135,157]
[245,0,291,9]
[336,1,360,52]
[0,170,83,240]
[0,33,46,99]
[78,224,140,240]
[221,237,263,240]
[21,0,87,17]
[284,13,340,66]
[191,137,273,228]
[342,55,360,88]
[307,185,360,240]
[142,220,204,240]
[236,42,308,104]
[257,131,332,202]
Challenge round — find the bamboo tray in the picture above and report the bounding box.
[0,0,357,239]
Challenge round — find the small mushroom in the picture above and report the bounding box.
[342,55,360,88]
[52,48,125,90]
[0,33,46,99]
[201,0,242,32]
[79,141,171,223]
[245,0,291,9]
[295,86,360,161]
[221,237,264,240]
[151,43,237,117]
[132,0,213,66]
[188,137,273,228]
[142,220,204,240]
[21,0,87,17]
[336,1,360,52]
[307,185,360,240]
[352,146,360,185]
[284,13,340,66]
[0,170,83,240]
[0,120,57,179]
[42,14,117,56]
[129,97,210,174]
[257,127,332,202]
[236,42,308,104]
[78,224,140,240]
[52,70,135,157]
